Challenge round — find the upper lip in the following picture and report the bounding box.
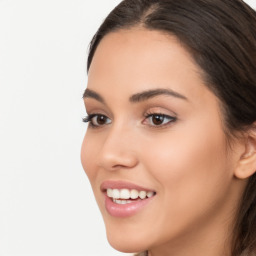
[100,180,156,192]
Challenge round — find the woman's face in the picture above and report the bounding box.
[81,28,242,253]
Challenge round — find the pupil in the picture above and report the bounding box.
[152,115,164,125]
[97,115,106,125]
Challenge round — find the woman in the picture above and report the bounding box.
[81,0,256,255]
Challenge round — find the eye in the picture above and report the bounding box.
[143,113,176,127]
[83,114,111,127]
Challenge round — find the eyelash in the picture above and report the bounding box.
[82,113,177,128]
[82,114,111,128]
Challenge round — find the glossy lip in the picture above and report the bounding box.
[101,180,156,218]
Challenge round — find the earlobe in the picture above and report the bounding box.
[235,129,256,179]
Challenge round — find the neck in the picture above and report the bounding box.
[148,223,232,256]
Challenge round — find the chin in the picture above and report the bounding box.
[107,236,147,254]
[105,223,150,253]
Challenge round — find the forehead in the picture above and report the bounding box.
[87,28,210,103]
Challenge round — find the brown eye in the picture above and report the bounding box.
[91,114,111,126]
[144,113,176,127]
[96,115,108,125]
[82,114,111,127]
[152,114,164,125]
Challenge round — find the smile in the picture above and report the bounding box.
[101,181,156,217]
[107,188,155,204]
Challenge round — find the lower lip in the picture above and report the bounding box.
[104,194,155,218]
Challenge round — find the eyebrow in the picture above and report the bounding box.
[83,88,188,103]
[129,88,188,102]
[83,88,105,103]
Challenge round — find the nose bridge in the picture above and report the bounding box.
[98,122,138,171]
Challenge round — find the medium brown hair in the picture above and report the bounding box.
[87,0,256,255]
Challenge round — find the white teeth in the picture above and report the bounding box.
[107,188,113,198]
[113,199,133,204]
[120,189,130,199]
[139,191,147,199]
[146,191,154,198]
[130,189,139,199]
[112,189,120,199]
[106,188,155,200]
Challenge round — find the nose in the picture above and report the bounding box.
[97,126,139,171]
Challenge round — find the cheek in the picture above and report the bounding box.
[144,124,228,180]
[141,122,232,228]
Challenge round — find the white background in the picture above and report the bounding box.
[0,1,255,255]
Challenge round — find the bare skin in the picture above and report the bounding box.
[81,28,255,256]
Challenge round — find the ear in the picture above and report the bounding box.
[234,126,256,179]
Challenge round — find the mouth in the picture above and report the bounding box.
[106,188,155,204]
[101,181,156,217]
